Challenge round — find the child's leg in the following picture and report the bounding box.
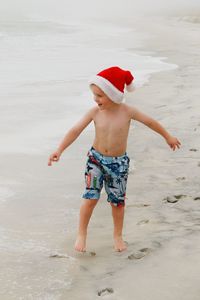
[75,199,98,252]
[111,204,127,252]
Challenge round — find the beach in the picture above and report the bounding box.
[0,7,200,300]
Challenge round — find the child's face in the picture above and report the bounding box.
[91,84,116,110]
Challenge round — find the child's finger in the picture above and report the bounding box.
[48,155,56,166]
[175,144,179,150]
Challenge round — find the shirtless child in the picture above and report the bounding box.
[48,66,181,252]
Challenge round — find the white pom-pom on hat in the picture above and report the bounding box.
[89,66,135,104]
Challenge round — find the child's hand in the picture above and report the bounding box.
[166,136,181,151]
[48,150,61,166]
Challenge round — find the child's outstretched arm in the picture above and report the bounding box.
[129,106,181,151]
[48,107,96,166]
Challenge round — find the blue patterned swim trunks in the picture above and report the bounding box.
[82,147,130,207]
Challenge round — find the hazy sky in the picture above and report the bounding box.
[1,0,200,20]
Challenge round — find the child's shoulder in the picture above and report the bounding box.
[84,106,99,120]
[87,106,99,114]
[123,103,137,109]
[90,106,99,115]
[122,103,137,114]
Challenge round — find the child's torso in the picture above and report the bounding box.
[92,104,132,156]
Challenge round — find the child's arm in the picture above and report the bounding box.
[129,106,181,151]
[48,107,97,166]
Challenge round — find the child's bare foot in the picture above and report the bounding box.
[74,234,86,252]
[114,236,127,252]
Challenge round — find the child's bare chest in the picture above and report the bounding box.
[94,111,131,135]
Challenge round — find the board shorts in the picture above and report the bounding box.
[82,147,130,207]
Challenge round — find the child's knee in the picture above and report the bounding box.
[110,202,125,209]
[83,198,98,208]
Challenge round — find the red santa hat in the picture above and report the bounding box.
[89,66,135,104]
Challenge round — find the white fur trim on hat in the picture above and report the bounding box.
[88,75,124,104]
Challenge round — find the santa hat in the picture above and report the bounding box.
[89,66,135,104]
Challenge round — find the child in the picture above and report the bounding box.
[48,66,181,252]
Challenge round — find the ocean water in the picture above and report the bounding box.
[0,16,177,155]
[0,14,179,299]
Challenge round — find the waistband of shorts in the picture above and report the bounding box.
[89,146,129,162]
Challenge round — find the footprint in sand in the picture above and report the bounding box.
[152,241,162,249]
[49,253,70,259]
[163,194,187,203]
[127,248,151,260]
[189,148,198,152]
[137,219,150,225]
[97,288,114,296]
[176,176,186,181]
